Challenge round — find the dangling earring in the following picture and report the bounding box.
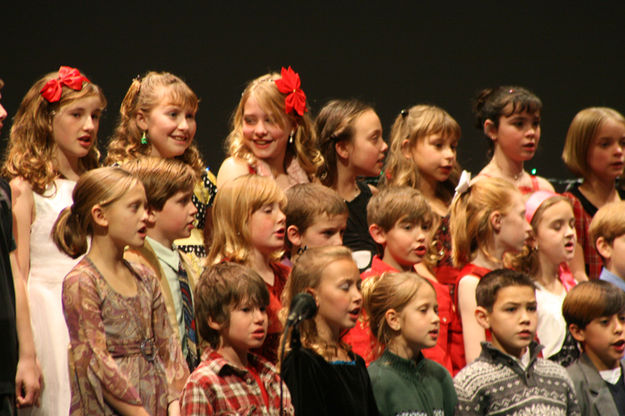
[140,131,148,145]
[289,130,295,145]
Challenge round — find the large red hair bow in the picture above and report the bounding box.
[274,66,307,117]
[40,66,90,103]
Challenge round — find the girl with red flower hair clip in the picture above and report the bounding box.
[217,67,323,191]
[1,66,106,415]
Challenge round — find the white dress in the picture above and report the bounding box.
[535,282,568,359]
[20,179,81,416]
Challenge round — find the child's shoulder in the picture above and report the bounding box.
[534,356,573,380]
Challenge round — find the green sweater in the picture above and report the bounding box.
[368,349,456,416]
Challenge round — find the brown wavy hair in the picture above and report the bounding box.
[105,71,204,176]
[2,68,105,194]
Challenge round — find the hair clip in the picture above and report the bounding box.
[40,66,90,103]
[400,109,408,118]
[275,66,307,116]
[297,245,308,255]
[453,170,472,199]
[508,88,515,94]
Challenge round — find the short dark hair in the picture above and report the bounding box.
[562,280,625,330]
[476,269,535,311]
[194,262,269,349]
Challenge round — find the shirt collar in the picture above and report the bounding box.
[599,267,625,292]
[146,236,180,271]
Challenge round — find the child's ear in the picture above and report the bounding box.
[207,317,223,331]
[369,224,387,245]
[384,308,401,331]
[287,225,302,248]
[400,139,413,159]
[146,207,157,226]
[489,211,502,232]
[475,306,491,330]
[483,119,497,141]
[568,323,586,343]
[595,236,613,261]
[136,110,149,131]
[305,288,318,307]
[335,140,351,160]
[90,204,108,228]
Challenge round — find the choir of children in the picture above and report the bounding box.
[3,64,625,415]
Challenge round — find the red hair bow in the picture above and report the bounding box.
[40,66,90,103]
[274,66,307,116]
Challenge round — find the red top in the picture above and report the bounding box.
[342,256,454,374]
[449,263,492,375]
[251,262,289,364]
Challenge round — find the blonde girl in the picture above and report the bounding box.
[449,176,531,373]
[315,99,388,271]
[53,167,188,415]
[217,67,322,190]
[207,174,288,363]
[562,107,625,280]
[363,272,456,416]
[280,246,378,416]
[474,86,554,193]
[105,71,215,266]
[1,66,104,415]
[382,104,462,285]
[513,191,578,366]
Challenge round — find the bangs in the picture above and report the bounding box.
[59,82,107,109]
[161,82,198,113]
[100,174,141,207]
[598,286,625,317]
[502,95,542,118]
[250,76,289,129]
[230,275,270,309]
[250,180,287,212]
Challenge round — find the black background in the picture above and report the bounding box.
[2,2,624,185]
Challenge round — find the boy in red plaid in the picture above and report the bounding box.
[180,262,293,415]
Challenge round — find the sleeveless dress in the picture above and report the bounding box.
[21,179,81,416]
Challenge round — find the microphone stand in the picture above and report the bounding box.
[279,317,304,415]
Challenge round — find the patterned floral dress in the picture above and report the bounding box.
[62,257,189,415]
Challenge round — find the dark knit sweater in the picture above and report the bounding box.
[368,349,456,416]
[453,342,580,415]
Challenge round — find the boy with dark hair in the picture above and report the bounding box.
[454,269,580,415]
[180,262,293,415]
[123,157,202,370]
[284,183,348,259]
[564,280,625,416]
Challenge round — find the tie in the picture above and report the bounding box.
[178,259,199,371]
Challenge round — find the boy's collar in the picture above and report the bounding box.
[599,267,625,292]
[481,340,542,369]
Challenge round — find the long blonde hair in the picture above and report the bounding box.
[2,68,105,194]
[450,176,520,267]
[279,246,355,361]
[53,167,141,258]
[206,174,287,265]
[225,71,322,180]
[105,71,204,176]
[381,105,461,203]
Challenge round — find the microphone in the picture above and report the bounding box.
[285,293,317,327]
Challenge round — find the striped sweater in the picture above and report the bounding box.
[453,342,580,415]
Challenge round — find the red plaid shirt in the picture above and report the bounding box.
[181,350,293,415]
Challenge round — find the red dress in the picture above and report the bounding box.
[342,256,454,374]
[449,263,492,375]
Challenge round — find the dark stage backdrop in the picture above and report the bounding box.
[2,2,624,188]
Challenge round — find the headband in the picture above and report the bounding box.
[40,66,90,103]
[525,190,558,223]
[274,66,307,117]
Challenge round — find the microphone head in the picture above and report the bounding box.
[287,293,317,324]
